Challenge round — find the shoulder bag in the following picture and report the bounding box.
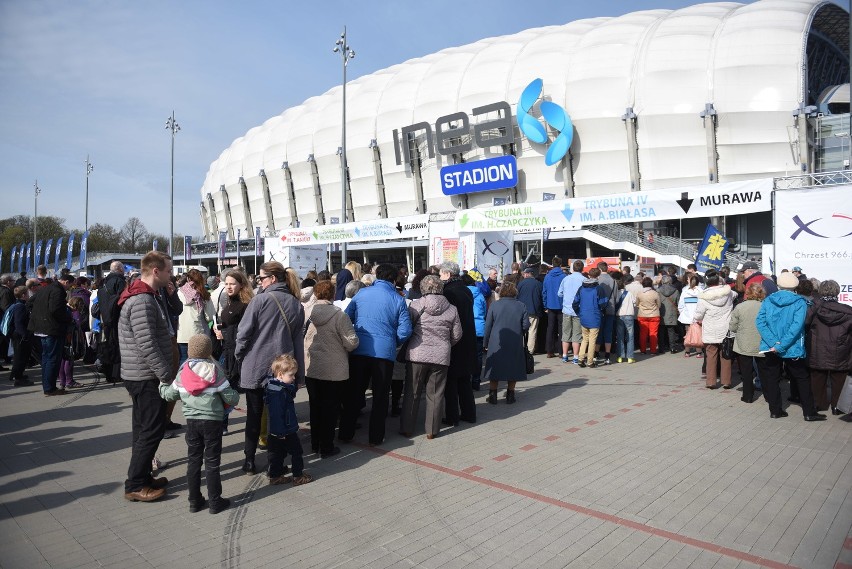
[684,321,704,348]
[721,331,735,360]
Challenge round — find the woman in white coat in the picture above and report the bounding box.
[177,268,216,365]
[693,274,736,389]
[677,275,703,357]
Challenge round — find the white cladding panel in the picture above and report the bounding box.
[201,0,826,230]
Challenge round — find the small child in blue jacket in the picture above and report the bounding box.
[265,354,313,486]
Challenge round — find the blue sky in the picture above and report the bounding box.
[0,0,775,238]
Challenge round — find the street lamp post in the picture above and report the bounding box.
[34,181,41,270]
[333,28,355,267]
[84,156,94,232]
[165,111,181,257]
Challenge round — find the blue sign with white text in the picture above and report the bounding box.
[440,155,518,196]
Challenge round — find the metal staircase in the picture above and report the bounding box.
[582,223,750,270]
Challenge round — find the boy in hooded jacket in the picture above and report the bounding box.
[265,354,313,486]
[572,268,607,368]
[160,334,239,514]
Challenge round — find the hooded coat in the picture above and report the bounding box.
[483,297,530,381]
[694,284,736,344]
[542,267,567,310]
[159,359,239,420]
[405,294,462,366]
[755,290,808,359]
[116,279,173,383]
[572,279,607,328]
[805,298,852,370]
[304,300,359,381]
[443,278,478,376]
[345,279,411,361]
[657,284,680,326]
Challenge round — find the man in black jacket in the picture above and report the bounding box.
[98,261,127,383]
[440,262,478,425]
[27,274,73,395]
[0,274,15,369]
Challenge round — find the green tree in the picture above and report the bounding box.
[85,223,121,253]
[0,215,68,269]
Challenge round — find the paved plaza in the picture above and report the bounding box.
[1,353,850,569]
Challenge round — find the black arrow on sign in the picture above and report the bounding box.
[395,222,403,233]
[676,192,693,214]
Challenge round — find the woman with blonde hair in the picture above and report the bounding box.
[177,268,216,365]
[729,282,765,403]
[335,261,362,302]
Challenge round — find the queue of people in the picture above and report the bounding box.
[2,254,849,517]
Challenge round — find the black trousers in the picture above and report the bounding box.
[268,433,303,477]
[444,372,476,424]
[545,310,562,355]
[243,388,265,460]
[757,353,816,416]
[305,377,344,453]
[185,419,223,505]
[737,353,757,402]
[10,333,31,380]
[0,332,10,363]
[125,380,166,493]
[339,355,393,445]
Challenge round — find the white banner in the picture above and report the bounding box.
[775,185,852,305]
[265,237,327,277]
[454,179,772,232]
[279,214,429,246]
[472,231,514,277]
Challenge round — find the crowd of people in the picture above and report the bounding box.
[0,254,849,514]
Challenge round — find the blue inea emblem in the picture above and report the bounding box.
[517,78,573,166]
[440,155,518,196]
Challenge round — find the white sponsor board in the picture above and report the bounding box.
[265,238,327,276]
[454,178,772,232]
[471,231,514,276]
[775,185,852,305]
[279,214,429,246]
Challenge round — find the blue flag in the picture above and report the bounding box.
[218,231,227,261]
[54,237,64,274]
[255,227,262,256]
[184,235,192,261]
[7,246,12,273]
[35,240,43,268]
[44,239,53,272]
[695,224,729,273]
[66,233,75,270]
[18,243,24,274]
[79,231,89,271]
[25,243,31,274]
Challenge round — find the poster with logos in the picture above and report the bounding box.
[264,237,327,276]
[775,185,852,305]
[473,231,514,277]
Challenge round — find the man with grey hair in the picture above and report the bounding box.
[439,262,478,425]
[334,280,364,312]
[97,260,128,383]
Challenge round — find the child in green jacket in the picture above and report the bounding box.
[160,334,239,514]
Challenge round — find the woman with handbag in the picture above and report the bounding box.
[399,276,461,439]
[728,282,765,403]
[235,262,304,475]
[693,274,737,389]
[177,269,216,366]
[483,280,530,404]
[678,275,703,357]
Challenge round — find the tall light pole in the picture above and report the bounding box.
[165,111,181,257]
[333,27,355,266]
[34,181,41,267]
[84,156,94,232]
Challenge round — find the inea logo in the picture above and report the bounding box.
[517,78,573,166]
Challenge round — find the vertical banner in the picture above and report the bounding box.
[19,243,25,274]
[34,240,43,268]
[152,238,159,251]
[236,228,241,266]
[25,243,31,274]
[44,239,53,273]
[54,237,63,274]
[255,227,262,256]
[9,245,16,273]
[474,231,514,277]
[184,235,192,261]
[695,224,729,273]
[79,231,89,271]
[218,231,226,262]
[761,244,774,276]
[0,247,3,275]
[66,233,75,270]
[775,185,852,305]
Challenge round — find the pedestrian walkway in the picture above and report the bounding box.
[1,353,850,569]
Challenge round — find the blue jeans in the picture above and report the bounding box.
[615,316,635,359]
[40,335,63,393]
[178,343,188,367]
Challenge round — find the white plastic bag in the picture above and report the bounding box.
[837,375,852,415]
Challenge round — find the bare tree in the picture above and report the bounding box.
[119,217,149,253]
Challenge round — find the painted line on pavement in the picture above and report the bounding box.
[356,442,800,569]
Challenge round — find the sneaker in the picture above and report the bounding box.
[695,353,704,359]
[603,358,611,366]
[589,362,598,368]
[578,361,587,368]
[572,358,580,365]
[561,356,569,363]
[242,458,257,475]
[616,357,623,363]
[627,358,635,364]
[292,473,314,486]
[209,498,231,514]
[66,381,84,388]
[152,457,164,472]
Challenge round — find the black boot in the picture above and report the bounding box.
[506,390,516,404]
[487,390,498,405]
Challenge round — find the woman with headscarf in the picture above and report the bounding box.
[177,269,216,366]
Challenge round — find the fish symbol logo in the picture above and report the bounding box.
[517,78,573,166]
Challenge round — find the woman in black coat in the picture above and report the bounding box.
[805,279,852,415]
[483,281,530,404]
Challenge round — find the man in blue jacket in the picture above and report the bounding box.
[541,257,567,358]
[516,267,543,355]
[342,264,412,445]
[755,272,824,421]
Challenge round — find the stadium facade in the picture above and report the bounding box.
[198,0,849,267]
